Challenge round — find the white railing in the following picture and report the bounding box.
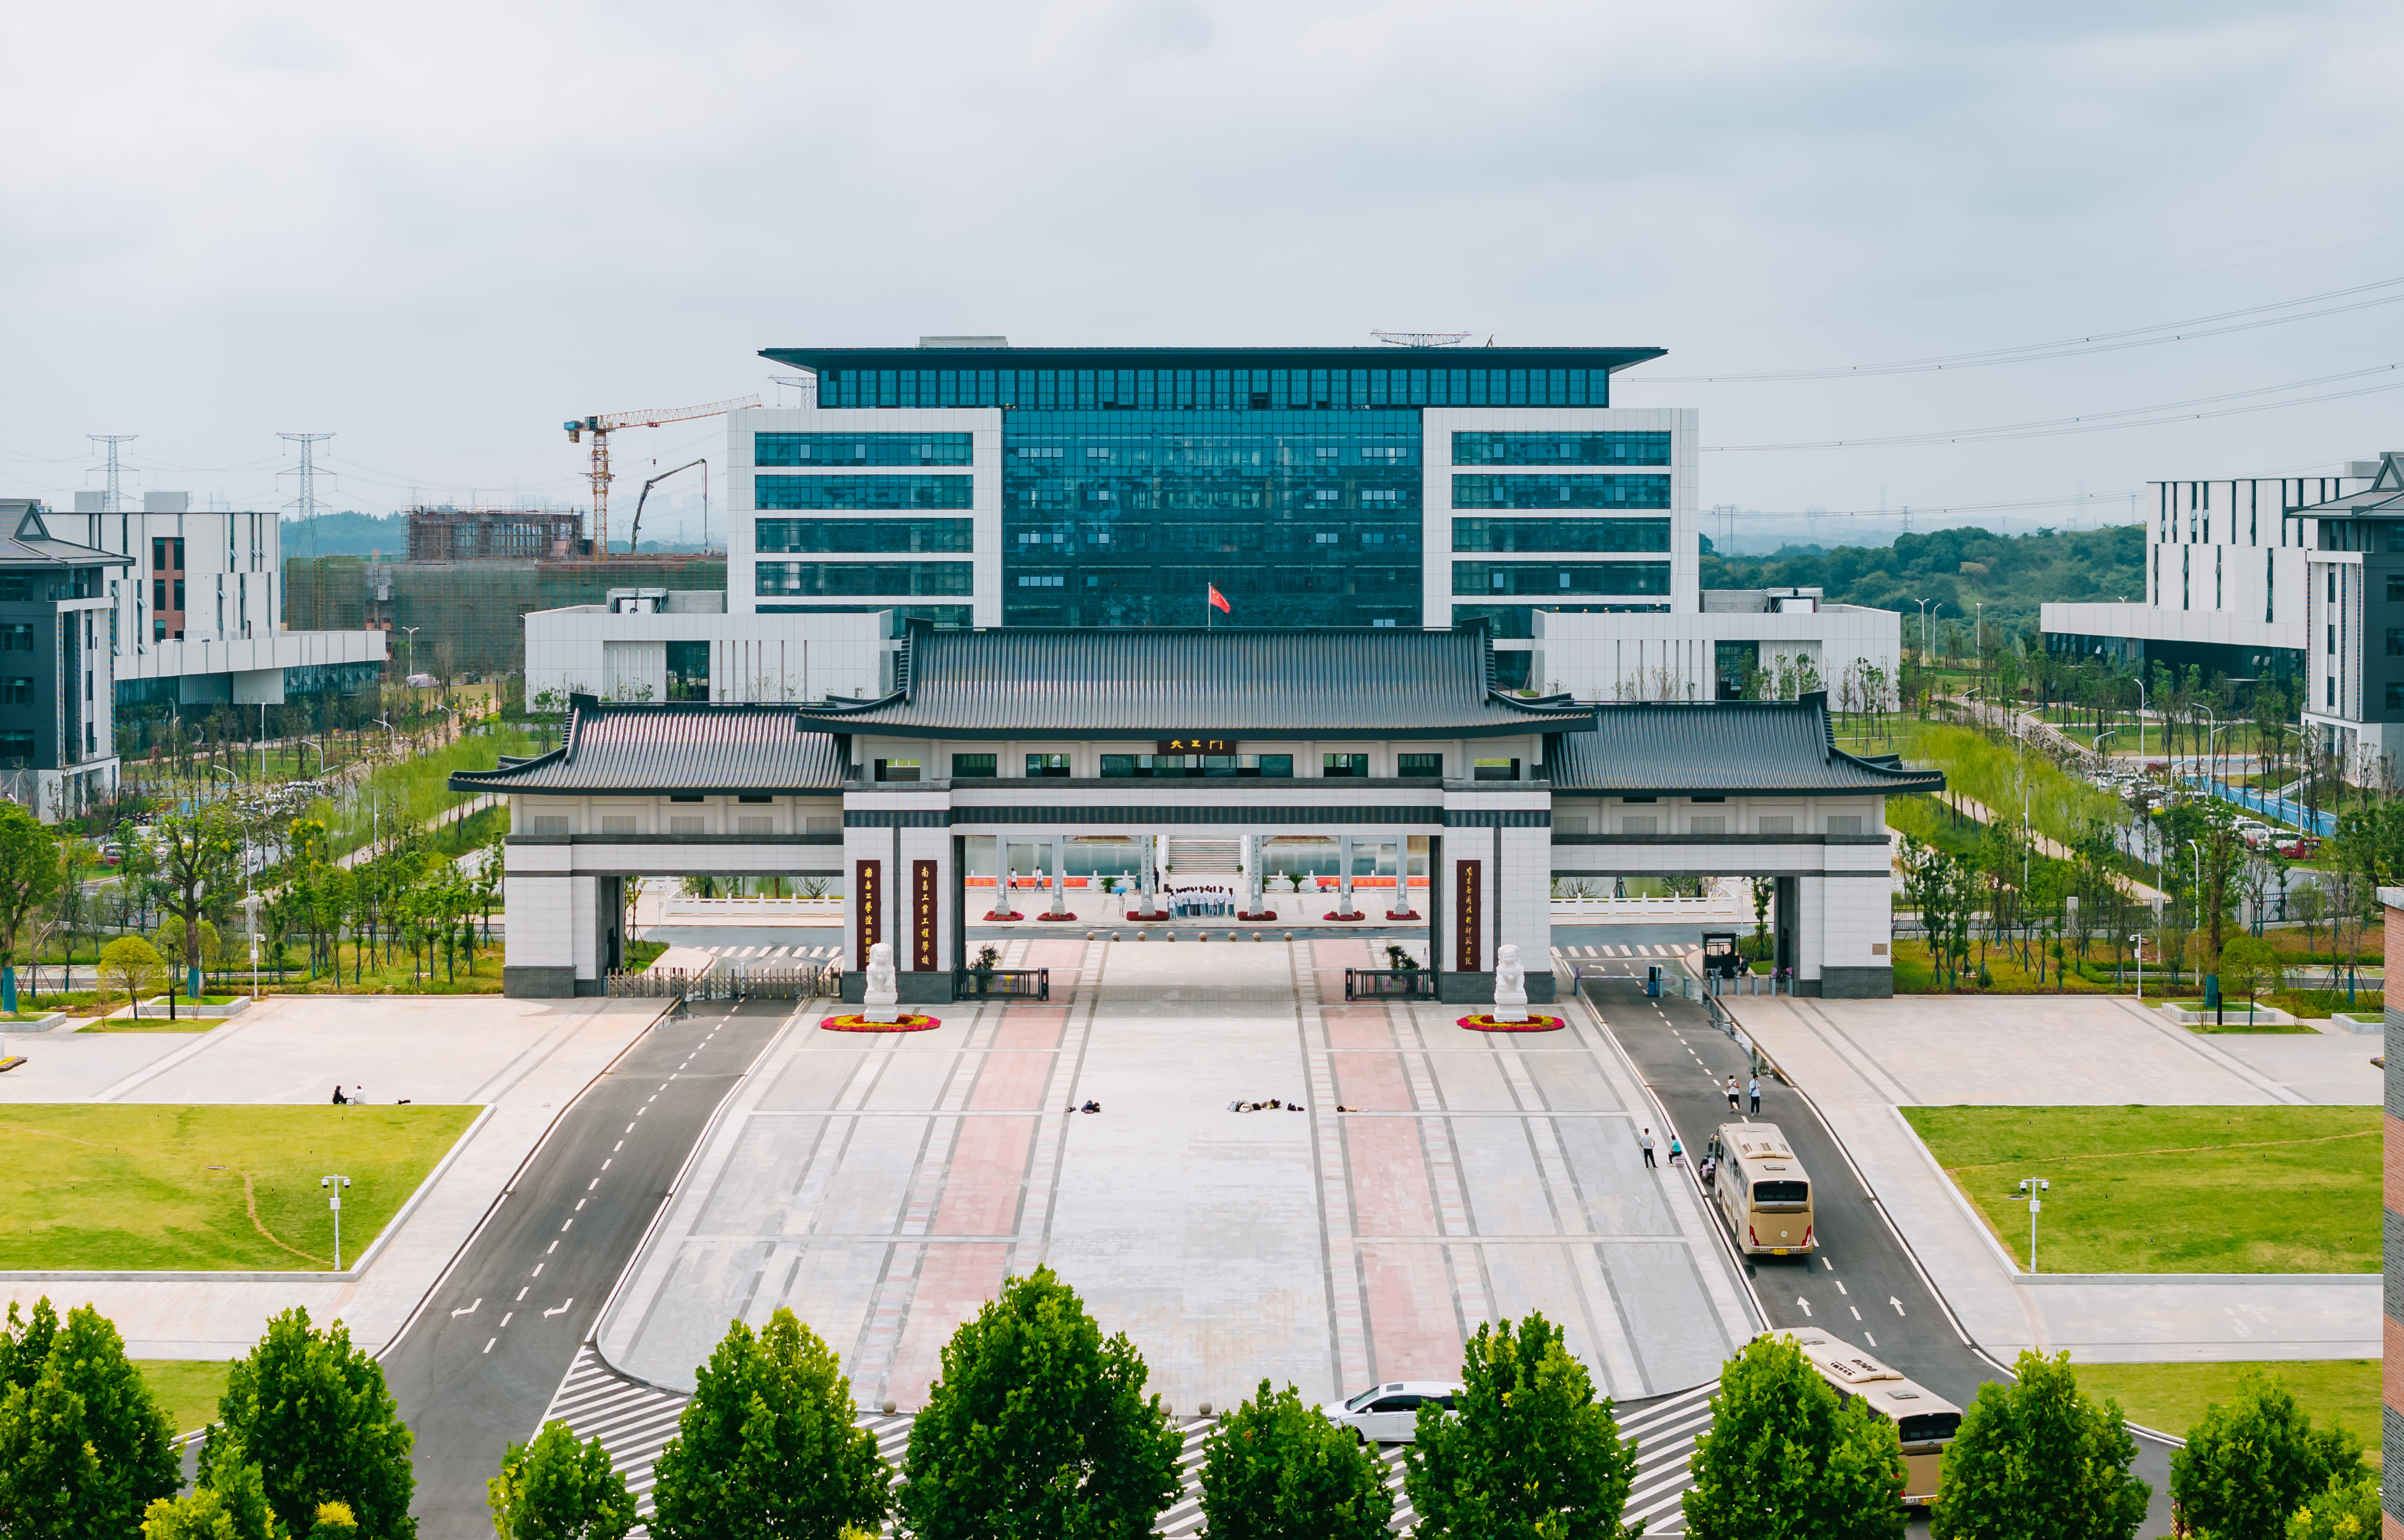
[661,895,843,917]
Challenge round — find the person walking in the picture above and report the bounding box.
[1748,1075,1761,1115]
[1725,1077,1740,1113]
[1640,1128,1657,1168]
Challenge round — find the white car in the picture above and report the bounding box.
[1321,1381,1463,1444]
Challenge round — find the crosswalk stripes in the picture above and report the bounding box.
[544,1342,1714,1534]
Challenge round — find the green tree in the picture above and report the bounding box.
[649,1308,883,1540]
[489,1421,634,1540]
[0,802,60,1012]
[894,1266,1182,1540]
[143,808,242,998]
[1406,1312,1637,1540]
[141,1459,287,1540]
[1931,1350,2147,1540]
[1682,1335,1902,1540]
[198,1307,416,1540]
[2217,933,2278,1024]
[2284,1474,2382,1539]
[0,1297,182,1539]
[2170,1368,2364,1540]
[1198,1380,1392,1540]
[99,935,162,1015]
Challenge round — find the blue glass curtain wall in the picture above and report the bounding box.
[1450,602,1670,639]
[755,475,973,510]
[999,409,1423,627]
[1451,475,1672,510]
[813,366,1613,413]
[758,603,974,627]
[1451,561,1672,597]
[755,432,973,466]
[1453,432,1670,466]
[1451,518,1671,553]
[756,561,974,597]
[756,518,974,553]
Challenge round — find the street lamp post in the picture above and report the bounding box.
[2130,932,2145,999]
[399,626,421,680]
[2011,1178,2051,1272]
[243,890,262,1002]
[320,1174,351,1269]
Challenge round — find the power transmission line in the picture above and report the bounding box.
[85,435,137,511]
[277,434,336,554]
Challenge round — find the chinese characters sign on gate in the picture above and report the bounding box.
[912,859,938,972]
[855,860,880,969]
[1455,860,1482,974]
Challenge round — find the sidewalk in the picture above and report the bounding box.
[1727,993,2378,1363]
[0,994,661,1360]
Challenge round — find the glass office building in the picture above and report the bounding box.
[731,345,1693,673]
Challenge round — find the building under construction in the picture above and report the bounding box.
[286,508,722,678]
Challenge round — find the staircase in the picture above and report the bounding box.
[1166,837,1242,875]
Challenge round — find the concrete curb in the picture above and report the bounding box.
[2017,1272,2375,1287]
[0,1101,496,1284]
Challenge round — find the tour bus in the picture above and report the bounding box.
[1774,1328,1964,1506]
[1708,1121,1813,1256]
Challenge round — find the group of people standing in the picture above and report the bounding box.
[1165,885,1237,918]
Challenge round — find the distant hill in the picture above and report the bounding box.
[279,511,410,558]
[1699,524,2144,645]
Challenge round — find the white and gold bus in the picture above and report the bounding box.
[1775,1328,1964,1506]
[1709,1121,1813,1256]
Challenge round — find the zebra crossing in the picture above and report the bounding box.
[682,942,842,961]
[1551,942,1698,960]
[541,1342,1715,1533]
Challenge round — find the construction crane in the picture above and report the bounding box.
[1371,330,1473,348]
[628,459,707,554]
[564,394,759,556]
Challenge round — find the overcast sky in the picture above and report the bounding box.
[3,1,2398,541]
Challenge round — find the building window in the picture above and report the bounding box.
[951,753,998,778]
[1452,432,1670,466]
[1451,519,1672,553]
[1690,815,1726,835]
[601,815,638,835]
[756,518,974,554]
[1397,752,1443,777]
[1828,814,1865,835]
[1472,758,1519,781]
[665,640,709,701]
[0,678,26,705]
[755,432,971,466]
[2386,684,2404,711]
[1621,814,1657,834]
[525,814,569,835]
[1322,753,1369,777]
[669,816,705,836]
[755,475,973,511]
[669,793,704,804]
[1025,753,1071,778]
[2329,677,2338,707]
[1759,815,1796,834]
[875,759,922,782]
[1451,475,1672,510]
[2387,629,2404,657]
[738,793,774,804]
[1098,753,1290,778]
[1451,562,1671,598]
[756,562,974,598]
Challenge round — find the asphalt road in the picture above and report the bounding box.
[1575,967,2178,1536]
[380,998,788,1538]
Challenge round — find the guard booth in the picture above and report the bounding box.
[1701,931,1745,981]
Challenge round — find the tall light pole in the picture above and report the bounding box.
[399,625,421,680]
[320,1174,351,1269]
[243,891,262,1002]
[2011,1178,2051,1272]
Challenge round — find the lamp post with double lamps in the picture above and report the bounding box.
[321,1174,351,1269]
[2010,1178,2051,1272]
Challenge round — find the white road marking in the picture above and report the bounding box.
[1890,1296,1907,1315]
[1796,1298,1813,1317]
[1834,1280,1847,1295]
[532,1263,543,1277]
[483,1338,495,1354]
[561,1219,573,1232]
[1864,1330,1878,1347]
[500,1312,513,1328]
[450,1299,480,1317]
[516,1287,528,1302]
[1849,1306,1861,1320]
[544,1298,574,1318]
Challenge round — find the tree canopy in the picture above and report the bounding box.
[198,1308,416,1540]
[1930,1350,2148,1540]
[0,1296,183,1539]
[1198,1380,1392,1540]
[1682,1334,1903,1540]
[2171,1368,2364,1540]
[1701,524,2143,642]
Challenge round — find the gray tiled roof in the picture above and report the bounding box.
[450,699,844,795]
[797,626,1594,739]
[0,503,133,568]
[1548,694,1944,797]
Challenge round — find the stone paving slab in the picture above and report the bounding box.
[1733,993,2378,1363]
[596,938,1755,1411]
[0,995,659,1361]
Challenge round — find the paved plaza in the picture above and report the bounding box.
[1733,993,2381,1363]
[597,936,1757,1411]
[0,995,659,1360]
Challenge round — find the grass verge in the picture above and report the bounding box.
[2074,1360,2380,1466]
[135,1359,234,1436]
[80,1017,226,1035]
[1900,1105,2378,1274]
[0,1104,480,1271]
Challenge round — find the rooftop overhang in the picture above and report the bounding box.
[759,344,1669,377]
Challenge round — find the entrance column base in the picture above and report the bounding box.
[1437,971,1555,1005]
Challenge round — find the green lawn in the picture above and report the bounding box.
[2075,1360,2380,1466]
[0,1105,480,1271]
[1901,1106,2378,1274]
[135,1358,234,1436]
[81,1017,226,1034]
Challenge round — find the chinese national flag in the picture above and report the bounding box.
[1208,584,1232,614]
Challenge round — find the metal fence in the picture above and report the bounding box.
[956,969,1050,1001]
[605,963,840,1003]
[1344,968,1437,1001]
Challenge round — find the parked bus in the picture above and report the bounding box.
[1707,1121,1813,1256]
[1775,1328,1963,1506]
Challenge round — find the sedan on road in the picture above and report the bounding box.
[1320,1381,1463,1444]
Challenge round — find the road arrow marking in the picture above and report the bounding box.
[1796,1297,1812,1317]
[1890,1297,1906,1315]
[544,1298,574,1318]
[450,1299,480,1318]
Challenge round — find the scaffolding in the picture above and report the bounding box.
[284,554,727,678]
[407,508,586,563]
